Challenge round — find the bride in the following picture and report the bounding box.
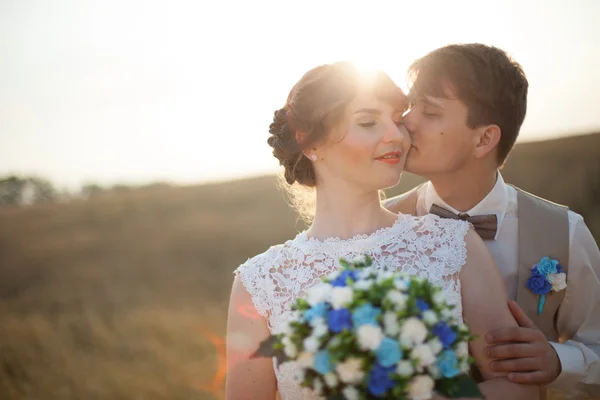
[226,62,537,400]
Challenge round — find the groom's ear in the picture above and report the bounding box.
[474,125,501,159]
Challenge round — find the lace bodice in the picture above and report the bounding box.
[234,213,470,400]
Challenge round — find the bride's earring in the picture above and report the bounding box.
[311,154,318,161]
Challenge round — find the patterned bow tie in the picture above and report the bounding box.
[429,204,498,240]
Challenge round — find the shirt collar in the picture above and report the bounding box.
[423,172,509,240]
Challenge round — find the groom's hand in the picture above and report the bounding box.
[484,300,561,385]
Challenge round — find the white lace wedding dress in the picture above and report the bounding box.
[235,213,470,400]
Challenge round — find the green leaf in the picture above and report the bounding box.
[449,374,485,399]
[250,335,289,366]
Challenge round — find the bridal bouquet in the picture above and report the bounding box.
[253,255,483,399]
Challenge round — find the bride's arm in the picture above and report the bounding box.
[459,228,539,400]
[226,276,277,400]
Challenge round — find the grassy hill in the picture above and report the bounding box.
[0,132,598,400]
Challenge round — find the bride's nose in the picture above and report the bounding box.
[382,121,410,146]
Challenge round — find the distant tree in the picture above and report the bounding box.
[0,176,26,205]
[81,183,104,198]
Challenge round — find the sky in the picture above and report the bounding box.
[1,0,599,190]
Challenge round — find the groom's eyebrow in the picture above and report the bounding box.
[422,97,445,109]
[353,108,381,115]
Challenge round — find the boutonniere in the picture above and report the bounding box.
[526,256,567,315]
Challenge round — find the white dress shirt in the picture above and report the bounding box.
[414,173,600,398]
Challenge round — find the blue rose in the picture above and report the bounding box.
[328,308,352,333]
[367,363,395,397]
[305,302,328,323]
[432,321,457,349]
[527,273,552,295]
[375,337,402,367]
[556,263,564,274]
[416,298,430,313]
[352,303,381,328]
[536,257,558,276]
[437,350,461,378]
[331,270,359,287]
[313,350,334,374]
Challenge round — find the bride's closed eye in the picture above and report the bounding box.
[358,120,378,128]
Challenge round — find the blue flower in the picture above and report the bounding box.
[328,308,352,333]
[556,263,564,274]
[375,337,402,367]
[313,350,334,374]
[536,257,558,276]
[416,298,430,313]
[527,273,552,295]
[432,322,457,349]
[437,350,461,378]
[367,363,395,397]
[331,270,359,287]
[305,302,328,323]
[352,304,381,328]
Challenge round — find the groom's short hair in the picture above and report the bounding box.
[408,43,528,166]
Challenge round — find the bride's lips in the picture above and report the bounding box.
[374,151,403,165]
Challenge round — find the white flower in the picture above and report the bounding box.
[428,364,441,379]
[396,360,414,377]
[282,336,298,358]
[550,273,567,292]
[441,308,456,322]
[311,319,329,338]
[307,283,333,306]
[281,320,294,335]
[386,290,407,309]
[377,270,394,282]
[352,255,368,264]
[357,325,384,350]
[327,270,341,281]
[427,338,443,355]
[353,279,374,291]
[303,336,320,353]
[457,341,469,358]
[331,287,354,309]
[394,278,410,291]
[383,311,399,336]
[422,310,438,326]
[460,359,470,373]
[324,372,338,388]
[297,352,315,368]
[400,317,428,345]
[433,291,447,306]
[342,386,360,400]
[336,357,365,384]
[357,268,374,280]
[313,378,324,395]
[408,375,435,400]
[412,344,436,368]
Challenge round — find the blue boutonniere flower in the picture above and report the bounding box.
[526,257,567,314]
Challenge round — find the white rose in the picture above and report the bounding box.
[422,310,438,326]
[386,290,407,309]
[400,317,428,345]
[307,283,333,306]
[297,352,315,368]
[352,255,368,264]
[331,287,354,309]
[460,358,470,373]
[357,325,384,350]
[428,364,441,379]
[313,378,324,395]
[353,279,374,291]
[377,270,394,282]
[311,319,329,338]
[408,375,435,400]
[303,336,320,353]
[394,278,410,291]
[294,367,306,383]
[551,273,567,291]
[433,291,447,306]
[336,358,365,384]
[383,311,399,336]
[457,341,469,358]
[282,336,298,358]
[281,320,294,335]
[440,308,456,322]
[327,270,341,281]
[324,372,338,388]
[396,360,414,377]
[412,344,436,368]
[342,386,360,400]
[357,268,374,280]
[427,338,443,355]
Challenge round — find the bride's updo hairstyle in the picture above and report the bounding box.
[267,61,406,221]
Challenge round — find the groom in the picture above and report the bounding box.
[385,44,600,398]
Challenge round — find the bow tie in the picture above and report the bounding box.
[429,204,498,241]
